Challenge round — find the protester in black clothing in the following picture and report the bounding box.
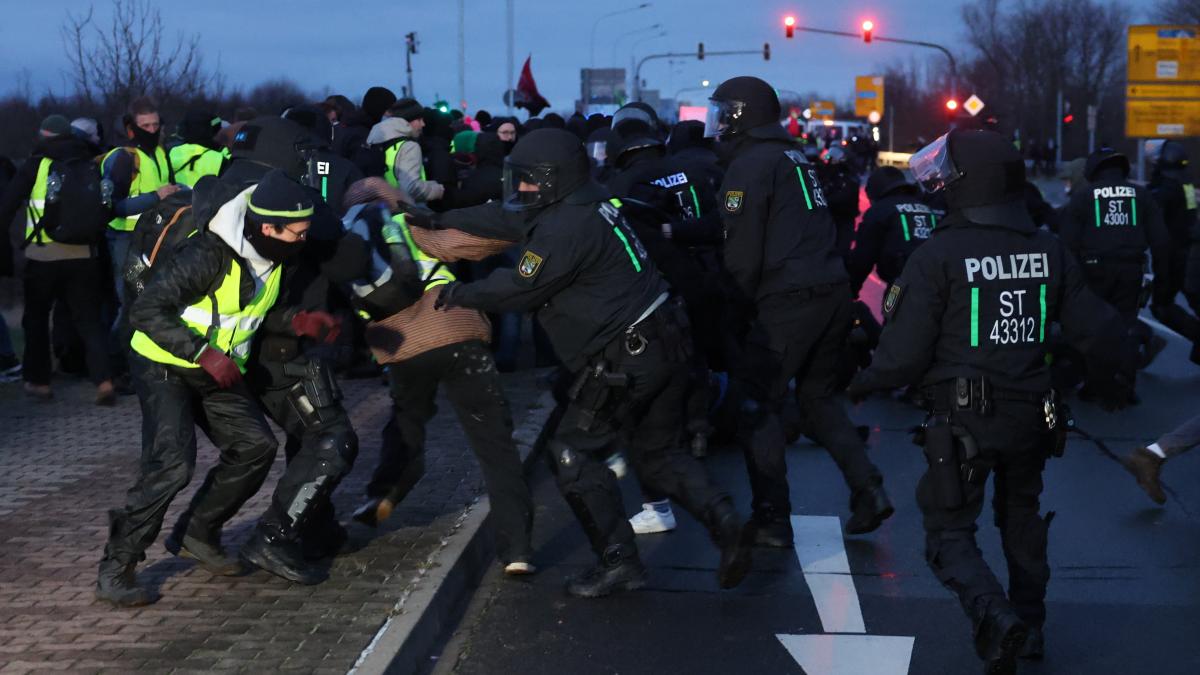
[1148,140,1200,363]
[457,132,505,207]
[281,105,364,217]
[434,129,754,598]
[706,76,892,540]
[816,145,862,259]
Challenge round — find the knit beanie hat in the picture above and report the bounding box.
[247,170,314,225]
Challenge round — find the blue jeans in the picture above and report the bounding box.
[106,229,132,306]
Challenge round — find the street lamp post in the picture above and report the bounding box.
[611,24,663,67]
[788,24,958,100]
[590,3,651,69]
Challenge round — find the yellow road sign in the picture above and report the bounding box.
[1126,99,1200,137]
[1127,83,1200,99]
[811,100,837,120]
[1128,25,1200,81]
[854,76,884,119]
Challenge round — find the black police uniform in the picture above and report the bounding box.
[438,129,751,595]
[850,130,1128,670]
[848,167,937,300]
[710,77,887,539]
[604,131,734,453]
[1060,152,1170,402]
[815,152,862,259]
[1148,143,1200,351]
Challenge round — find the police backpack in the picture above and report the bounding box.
[24,156,113,246]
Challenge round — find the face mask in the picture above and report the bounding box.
[244,219,306,263]
[130,124,160,151]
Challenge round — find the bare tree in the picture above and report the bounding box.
[1156,0,1200,22]
[61,0,221,113]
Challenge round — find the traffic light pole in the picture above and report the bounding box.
[634,49,764,101]
[791,26,958,100]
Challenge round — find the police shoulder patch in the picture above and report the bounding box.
[518,250,545,279]
[724,190,744,213]
[883,283,903,316]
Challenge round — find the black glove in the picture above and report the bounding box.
[397,203,438,230]
[433,281,460,310]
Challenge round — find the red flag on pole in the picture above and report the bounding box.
[513,55,550,116]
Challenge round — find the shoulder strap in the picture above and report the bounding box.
[147,205,193,266]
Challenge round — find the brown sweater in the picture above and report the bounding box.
[363,226,514,364]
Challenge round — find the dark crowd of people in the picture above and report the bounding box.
[1,75,1198,675]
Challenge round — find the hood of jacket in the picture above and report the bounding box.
[35,135,95,162]
[367,117,416,146]
[207,185,278,281]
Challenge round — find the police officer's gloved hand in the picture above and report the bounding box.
[197,347,242,389]
[433,282,460,311]
[291,310,342,344]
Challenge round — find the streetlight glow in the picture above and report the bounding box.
[702,79,710,87]
[861,20,874,31]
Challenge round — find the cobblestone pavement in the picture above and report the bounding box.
[0,367,545,674]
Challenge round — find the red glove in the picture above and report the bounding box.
[197,348,242,389]
[291,310,342,344]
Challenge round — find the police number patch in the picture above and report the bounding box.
[884,283,903,315]
[518,250,545,278]
[724,190,744,213]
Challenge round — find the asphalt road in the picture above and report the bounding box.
[430,302,1200,675]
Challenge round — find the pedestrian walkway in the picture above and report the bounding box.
[0,369,545,674]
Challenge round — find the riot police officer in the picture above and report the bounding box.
[1060,148,1170,407]
[705,76,892,541]
[848,166,937,300]
[1148,140,1200,363]
[848,130,1129,673]
[434,129,754,597]
[815,145,862,260]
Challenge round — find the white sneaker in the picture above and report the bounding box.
[605,452,628,479]
[629,502,676,534]
[504,561,537,576]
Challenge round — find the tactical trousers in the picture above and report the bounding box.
[103,354,278,564]
[367,340,533,562]
[1082,263,1143,398]
[917,401,1053,629]
[1151,246,1200,341]
[549,305,729,555]
[736,286,882,522]
[249,357,357,537]
[22,258,111,385]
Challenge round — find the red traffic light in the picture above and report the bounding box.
[1063,114,1075,124]
[784,15,796,38]
[861,19,874,42]
[945,99,959,111]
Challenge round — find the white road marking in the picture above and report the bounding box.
[782,515,915,674]
[791,515,865,633]
[776,634,915,675]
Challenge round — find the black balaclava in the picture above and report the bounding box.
[243,169,314,263]
[129,120,161,153]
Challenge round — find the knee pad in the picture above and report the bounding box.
[315,427,359,475]
[546,439,584,485]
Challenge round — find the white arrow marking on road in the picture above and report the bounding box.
[777,515,915,675]
[791,515,865,633]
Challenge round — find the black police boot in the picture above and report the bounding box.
[1019,626,1045,660]
[95,558,153,608]
[752,513,794,548]
[303,517,349,561]
[240,520,326,585]
[974,598,1028,675]
[164,533,243,576]
[1122,447,1167,505]
[565,543,646,598]
[845,484,895,535]
[705,499,755,589]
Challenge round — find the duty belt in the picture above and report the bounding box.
[921,376,1045,416]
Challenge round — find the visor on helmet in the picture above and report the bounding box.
[502,159,558,212]
[909,133,963,193]
[704,99,745,138]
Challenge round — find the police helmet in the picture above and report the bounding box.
[705,76,781,138]
[910,129,1030,227]
[865,166,916,202]
[502,128,594,212]
[1084,148,1131,181]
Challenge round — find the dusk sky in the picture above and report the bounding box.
[1,0,1159,115]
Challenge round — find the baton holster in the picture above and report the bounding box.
[923,413,965,510]
[567,359,629,432]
